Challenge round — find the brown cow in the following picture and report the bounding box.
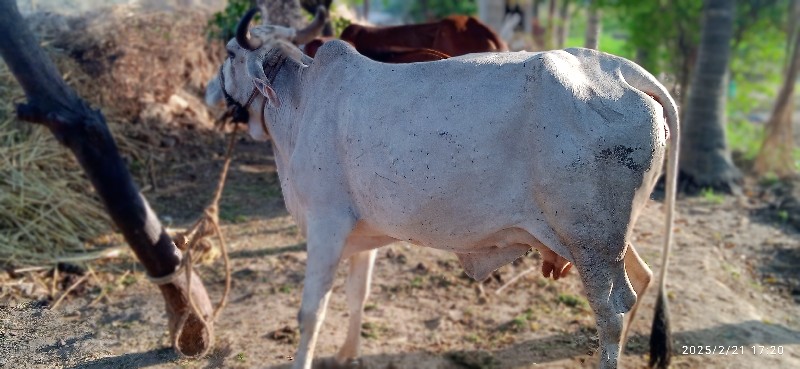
[304,37,450,63]
[340,15,508,57]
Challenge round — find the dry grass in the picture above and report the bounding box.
[31,5,223,120]
[0,61,114,265]
[0,6,223,267]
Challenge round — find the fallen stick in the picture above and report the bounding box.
[51,274,89,310]
[495,266,536,295]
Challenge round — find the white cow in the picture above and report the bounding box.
[213,8,679,369]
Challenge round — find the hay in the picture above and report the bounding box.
[0,5,223,266]
[30,6,223,123]
[0,62,107,265]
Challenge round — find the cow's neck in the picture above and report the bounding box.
[258,53,307,225]
[262,52,304,168]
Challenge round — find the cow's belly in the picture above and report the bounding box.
[345,217,572,282]
[344,163,576,271]
[336,109,576,265]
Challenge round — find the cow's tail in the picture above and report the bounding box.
[619,61,679,369]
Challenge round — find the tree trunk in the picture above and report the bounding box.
[478,0,506,34]
[532,0,547,49]
[555,0,570,49]
[300,0,333,36]
[420,0,431,21]
[753,0,800,178]
[257,0,305,28]
[524,0,534,35]
[547,0,557,49]
[679,0,742,193]
[584,0,600,50]
[0,0,213,357]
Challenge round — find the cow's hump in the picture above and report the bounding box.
[313,39,364,65]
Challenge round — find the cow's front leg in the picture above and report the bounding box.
[573,246,636,369]
[335,249,377,366]
[293,214,355,369]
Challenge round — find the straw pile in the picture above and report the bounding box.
[0,62,108,265]
[36,6,223,123]
[0,5,223,266]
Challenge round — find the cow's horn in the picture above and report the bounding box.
[294,5,327,45]
[236,7,262,51]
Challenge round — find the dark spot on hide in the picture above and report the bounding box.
[596,145,643,172]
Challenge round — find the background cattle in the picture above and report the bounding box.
[303,37,451,63]
[340,14,508,56]
[300,10,506,63]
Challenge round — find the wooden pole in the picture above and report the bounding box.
[0,0,213,357]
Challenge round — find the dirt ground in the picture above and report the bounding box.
[2,131,800,369]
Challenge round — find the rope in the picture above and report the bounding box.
[158,54,276,357]
[149,120,239,358]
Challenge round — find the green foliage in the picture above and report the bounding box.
[729,6,786,111]
[331,14,352,37]
[794,148,800,171]
[700,187,725,204]
[208,0,256,41]
[386,0,477,22]
[360,322,387,339]
[557,293,587,308]
[410,275,424,288]
[597,0,790,175]
[726,2,788,163]
[726,118,764,162]
[507,308,536,331]
[416,0,477,21]
[597,0,785,97]
[597,0,702,76]
[759,172,781,186]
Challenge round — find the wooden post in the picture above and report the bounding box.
[0,0,213,357]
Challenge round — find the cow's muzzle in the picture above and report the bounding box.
[218,64,257,124]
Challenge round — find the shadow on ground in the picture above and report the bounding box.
[68,348,177,369]
[69,320,800,369]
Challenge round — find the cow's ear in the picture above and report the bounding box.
[253,78,281,108]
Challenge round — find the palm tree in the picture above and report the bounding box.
[555,0,571,49]
[753,0,800,178]
[584,0,600,49]
[679,0,742,193]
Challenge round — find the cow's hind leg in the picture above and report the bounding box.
[335,248,378,366]
[293,214,355,369]
[572,244,637,369]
